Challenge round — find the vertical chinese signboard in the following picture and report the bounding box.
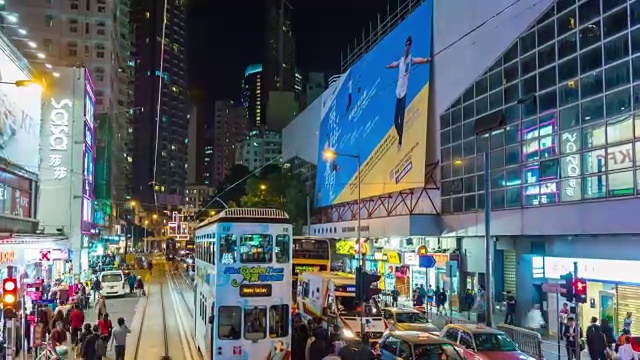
[81,69,95,234]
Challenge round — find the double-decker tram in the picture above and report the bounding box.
[194,208,293,360]
[292,236,331,301]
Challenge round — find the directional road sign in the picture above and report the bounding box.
[419,254,436,269]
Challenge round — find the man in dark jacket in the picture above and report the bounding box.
[308,328,327,360]
[563,317,582,360]
[586,317,606,360]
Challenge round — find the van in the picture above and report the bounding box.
[99,270,127,297]
[297,272,386,342]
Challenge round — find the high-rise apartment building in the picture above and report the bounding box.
[212,100,248,186]
[264,0,296,94]
[242,64,263,128]
[186,105,205,185]
[3,0,135,230]
[131,0,188,206]
[236,129,282,172]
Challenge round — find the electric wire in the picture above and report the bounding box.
[152,0,170,210]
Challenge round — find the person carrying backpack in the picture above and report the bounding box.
[93,324,107,360]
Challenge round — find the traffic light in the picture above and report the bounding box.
[2,277,17,318]
[560,273,574,302]
[355,267,381,302]
[573,278,587,304]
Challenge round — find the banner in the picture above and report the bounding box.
[315,1,433,207]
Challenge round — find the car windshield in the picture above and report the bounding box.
[414,343,463,360]
[337,296,380,316]
[102,274,123,283]
[395,312,428,324]
[473,333,518,352]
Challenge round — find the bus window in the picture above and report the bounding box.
[275,235,290,263]
[269,305,289,338]
[244,306,267,340]
[218,306,241,340]
[219,234,237,264]
[239,235,273,263]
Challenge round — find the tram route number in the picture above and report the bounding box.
[239,284,273,297]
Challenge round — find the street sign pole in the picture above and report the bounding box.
[574,261,580,360]
[418,254,436,321]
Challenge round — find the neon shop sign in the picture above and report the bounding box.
[562,132,581,198]
[224,266,285,287]
[49,98,72,180]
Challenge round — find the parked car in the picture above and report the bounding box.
[382,307,439,333]
[380,331,465,360]
[439,324,535,360]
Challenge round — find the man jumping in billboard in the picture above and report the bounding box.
[385,36,431,149]
[346,75,353,114]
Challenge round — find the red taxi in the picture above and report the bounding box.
[439,324,535,360]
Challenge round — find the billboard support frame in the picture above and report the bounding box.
[319,160,439,222]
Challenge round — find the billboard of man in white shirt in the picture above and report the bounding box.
[385,36,431,149]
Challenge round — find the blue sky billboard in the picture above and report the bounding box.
[315,1,433,207]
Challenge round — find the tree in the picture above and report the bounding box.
[240,167,308,234]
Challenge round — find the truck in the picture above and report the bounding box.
[297,272,386,342]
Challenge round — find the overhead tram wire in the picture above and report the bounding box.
[195,0,551,218]
[152,0,170,210]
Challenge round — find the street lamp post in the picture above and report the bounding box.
[323,149,364,335]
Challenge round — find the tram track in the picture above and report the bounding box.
[134,267,173,360]
[168,265,195,318]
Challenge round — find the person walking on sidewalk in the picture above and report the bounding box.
[135,276,145,297]
[504,291,516,325]
[563,316,582,360]
[110,317,131,360]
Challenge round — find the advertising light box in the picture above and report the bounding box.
[314,1,433,207]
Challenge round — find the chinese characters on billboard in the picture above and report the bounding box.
[314,1,433,207]
[81,70,95,234]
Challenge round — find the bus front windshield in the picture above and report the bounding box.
[336,296,380,317]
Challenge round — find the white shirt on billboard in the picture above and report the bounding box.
[395,55,413,99]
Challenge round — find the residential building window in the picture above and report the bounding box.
[94,67,105,82]
[69,19,78,33]
[70,0,78,10]
[96,21,106,36]
[44,15,53,27]
[95,44,105,59]
[67,42,78,57]
[98,5,106,13]
[84,22,89,34]
[42,39,53,51]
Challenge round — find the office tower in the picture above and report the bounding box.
[242,64,263,129]
[212,100,248,186]
[236,129,282,172]
[131,0,188,206]
[3,0,135,230]
[186,105,205,185]
[305,72,326,107]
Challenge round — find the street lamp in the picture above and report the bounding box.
[129,200,137,207]
[259,184,267,191]
[323,148,365,334]
[209,210,216,216]
[152,214,158,220]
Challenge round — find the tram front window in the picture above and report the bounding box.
[244,306,267,340]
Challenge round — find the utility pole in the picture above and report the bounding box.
[574,261,581,360]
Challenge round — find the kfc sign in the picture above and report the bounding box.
[49,98,72,180]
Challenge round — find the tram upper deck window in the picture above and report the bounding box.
[239,234,273,263]
[219,234,237,264]
[275,234,290,263]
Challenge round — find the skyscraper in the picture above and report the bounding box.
[131,0,188,206]
[212,100,248,186]
[264,0,296,94]
[3,0,135,230]
[242,64,263,128]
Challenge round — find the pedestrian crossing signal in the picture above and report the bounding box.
[573,278,587,304]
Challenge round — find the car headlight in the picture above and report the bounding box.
[342,329,355,338]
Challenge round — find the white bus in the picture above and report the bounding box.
[194,208,293,360]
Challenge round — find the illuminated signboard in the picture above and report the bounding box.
[81,70,95,234]
[239,284,272,297]
[335,285,356,293]
[0,251,16,264]
[223,266,285,287]
[293,264,328,274]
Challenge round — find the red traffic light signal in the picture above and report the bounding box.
[573,278,587,303]
[3,277,17,318]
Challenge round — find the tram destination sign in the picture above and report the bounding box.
[293,264,328,274]
[239,284,273,297]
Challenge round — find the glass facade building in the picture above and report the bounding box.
[440,0,640,214]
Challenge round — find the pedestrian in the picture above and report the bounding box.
[95,294,107,320]
[92,277,102,302]
[559,302,570,338]
[617,336,637,360]
[586,317,606,360]
[504,290,516,325]
[93,324,107,360]
[437,289,447,316]
[69,304,85,347]
[128,273,136,294]
[110,317,131,360]
[97,313,113,344]
[322,342,341,360]
[309,327,328,360]
[135,276,145,297]
[391,288,399,308]
[624,312,633,335]
[563,316,582,360]
[50,320,68,349]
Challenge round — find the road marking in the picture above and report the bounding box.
[167,271,200,359]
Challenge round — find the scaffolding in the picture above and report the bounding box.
[340,0,425,72]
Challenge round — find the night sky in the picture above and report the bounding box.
[187,0,390,102]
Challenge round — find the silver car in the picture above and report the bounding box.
[382,307,440,333]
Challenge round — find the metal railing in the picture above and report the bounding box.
[496,324,544,360]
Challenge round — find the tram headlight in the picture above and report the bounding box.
[342,329,355,338]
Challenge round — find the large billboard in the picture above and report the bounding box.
[315,1,433,207]
[0,47,42,174]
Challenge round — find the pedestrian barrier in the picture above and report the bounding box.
[496,324,544,359]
